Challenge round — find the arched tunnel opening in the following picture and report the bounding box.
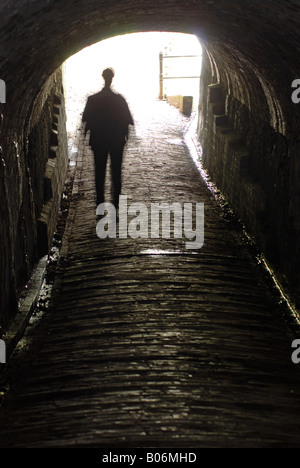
[64,31,203,174]
[0,0,300,448]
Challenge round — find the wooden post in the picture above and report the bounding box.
[159,52,163,100]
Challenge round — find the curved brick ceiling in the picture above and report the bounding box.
[1,0,299,136]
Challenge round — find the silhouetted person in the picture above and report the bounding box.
[82,68,134,208]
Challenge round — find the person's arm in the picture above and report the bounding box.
[82,99,90,137]
[119,96,134,143]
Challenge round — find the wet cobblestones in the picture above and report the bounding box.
[0,100,300,448]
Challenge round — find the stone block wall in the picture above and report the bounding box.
[37,90,68,257]
[0,68,68,331]
[166,96,193,116]
[198,47,300,295]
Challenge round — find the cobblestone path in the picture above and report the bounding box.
[1,100,300,448]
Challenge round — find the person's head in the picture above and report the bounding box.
[102,68,114,87]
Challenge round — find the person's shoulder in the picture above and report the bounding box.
[85,91,108,109]
[113,91,125,99]
[88,91,103,101]
[113,92,128,104]
[84,92,99,106]
[108,89,123,99]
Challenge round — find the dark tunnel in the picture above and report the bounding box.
[0,0,300,448]
[1,0,299,329]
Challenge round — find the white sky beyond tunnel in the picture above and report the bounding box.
[64,32,202,134]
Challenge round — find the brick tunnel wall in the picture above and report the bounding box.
[198,39,300,296]
[0,67,68,330]
[0,0,299,328]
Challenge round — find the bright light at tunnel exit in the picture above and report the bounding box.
[64,32,202,134]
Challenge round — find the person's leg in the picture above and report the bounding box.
[110,144,124,208]
[93,144,109,206]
